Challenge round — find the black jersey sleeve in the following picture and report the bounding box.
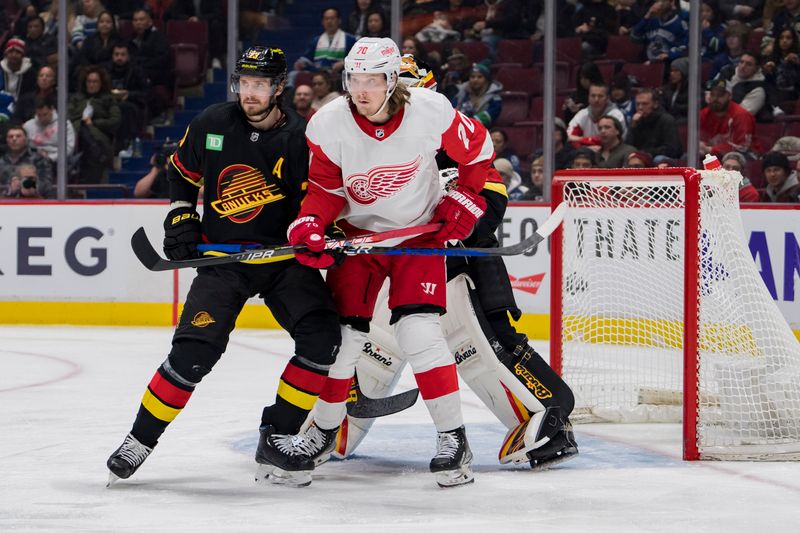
[169,116,206,188]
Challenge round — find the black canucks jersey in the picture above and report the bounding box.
[169,102,308,246]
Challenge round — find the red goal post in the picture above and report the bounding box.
[549,167,800,461]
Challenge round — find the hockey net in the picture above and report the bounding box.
[550,168,800,460]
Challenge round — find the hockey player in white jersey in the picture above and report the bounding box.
[329,55,579,471]
[255,37,494,488]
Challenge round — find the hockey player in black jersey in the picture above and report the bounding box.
[106,46,341,487]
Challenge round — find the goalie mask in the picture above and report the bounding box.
[231,46,287,120]
[343,37,401,117]
[399,54,437,90]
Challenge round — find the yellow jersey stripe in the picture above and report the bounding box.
[277,380,318,410]
[142,389,182,422]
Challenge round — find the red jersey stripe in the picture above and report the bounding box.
[414,364,459,400]
[280,363,327,394]
[148,372,193,408]
[319,376,353,403]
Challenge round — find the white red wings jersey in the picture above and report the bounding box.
[301,87,494,234]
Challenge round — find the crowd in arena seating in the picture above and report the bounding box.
[1,0,798,202]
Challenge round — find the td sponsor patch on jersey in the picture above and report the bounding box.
[205,133,224,151]
[211,163,286,222]
[344,156,421,205]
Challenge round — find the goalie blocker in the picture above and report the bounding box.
[326,272,577,468]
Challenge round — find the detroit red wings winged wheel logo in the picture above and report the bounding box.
[345,156,422,205]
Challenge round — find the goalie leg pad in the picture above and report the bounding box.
[498,406,564,464]
[441,275,547,427]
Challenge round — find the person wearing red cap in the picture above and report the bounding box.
[0,37,36,101]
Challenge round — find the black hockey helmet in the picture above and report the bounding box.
[232,46,287,88]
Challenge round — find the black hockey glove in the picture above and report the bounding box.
[322,223,347,270]
[163,206,202,260]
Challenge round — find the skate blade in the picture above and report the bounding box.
[435,467,475,488]
[266,467,312,488]
[254,463,275,484]
[106,472,121,488]
[530,448,579,472]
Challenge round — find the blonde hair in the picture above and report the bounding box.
[386,81,411,116]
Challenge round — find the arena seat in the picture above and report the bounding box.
[495,67,541,94]
[497,39,534,66]
[622,62,665,88]
[496,91,530,126]
[605,36,644,63]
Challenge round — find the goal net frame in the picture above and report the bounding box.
[549,167,800,461]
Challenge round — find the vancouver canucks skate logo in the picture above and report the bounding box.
[211,164,285,223]
[344,156,421,205]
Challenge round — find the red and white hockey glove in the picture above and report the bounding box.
[432,187,486,242]
[287,215,335,269]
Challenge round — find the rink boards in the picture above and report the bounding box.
[0,200,798,338]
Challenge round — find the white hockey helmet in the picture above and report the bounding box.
[343,37,401,96]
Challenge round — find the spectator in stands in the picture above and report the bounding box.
[41,1,76,39]
[416,11,462,44]
[133,140,175,199]
[490,128,520,173]
[439,49,471,100]
[108,43,150,155]
[721,151,761,202]
[494,157,530,201]
[700,2,726,61]
[130,7,172,125]
[596,115,636,168]
[401,36,438,72]
[630,0,688,64]
[72,0,106,49]
[24,16,57,68]
[0,126,54,197]
[554,117,575,171]
[719,0,764,26]
[765,0,800,47]
[700,79,758,158]
[760,151,800,202]
[292,84,315,121]
[624,150,654,168]
[144,0,198,24]
[661,56,689,121]
[347,0,381,39]
[710,21,749,81]
[616,0,647,37]
[569,148,597,169]
[13,64,56,123]
[291,8,356,86]
[466,0,527,48]
[23,96,76,166]
[528,155,544,201]
[310,70,340,111]
[626,87,683,160]
[609,73,635,126]
[79,11,119,68]
[0,38,37,103]
[567,82,627,146]
[364,11,390,38]
[727,52,770,120]
[445,0,483,39]
[762,27,800,102]
[68,65,121,183]
[574,0,619,58]
[3,163,48,199]
[564,62,605,124]
[451,62,502,127]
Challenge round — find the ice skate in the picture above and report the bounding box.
[106,433,154,486]
[528,420,579,471]
[255,423,338,487]
[429,425,474,488]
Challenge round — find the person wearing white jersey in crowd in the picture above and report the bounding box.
[255,37,494,488]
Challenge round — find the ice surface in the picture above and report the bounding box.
[2,326,799,532]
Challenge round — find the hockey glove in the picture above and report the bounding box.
[432,187,487,242]
[163,206,202,260]
[287,215,335,269]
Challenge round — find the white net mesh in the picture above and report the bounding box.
[556,169,800,460]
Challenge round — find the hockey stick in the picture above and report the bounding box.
[338,201,567,257]
[346,384,420,419]
[130,223,441,271]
